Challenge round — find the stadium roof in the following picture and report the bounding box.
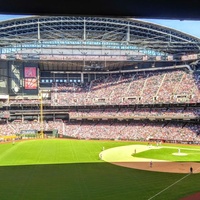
[1,0,200,20]
[0,16,200,56]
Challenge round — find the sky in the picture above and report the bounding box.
[141,18,200,39]
[0,14,200,38]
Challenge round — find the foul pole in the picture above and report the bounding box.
[40,90,44,138]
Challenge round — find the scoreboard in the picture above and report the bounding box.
[23,65,38,94]
[20,130,38,134]
[24,67,37,78]
[24,78,37,90]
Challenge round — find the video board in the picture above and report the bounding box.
[24,67,37,78]
[24,78,37,90]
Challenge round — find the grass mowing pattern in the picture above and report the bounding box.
[0,139,199,200]
[0,139,137,165]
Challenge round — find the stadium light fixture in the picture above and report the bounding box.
[13,86,20,93]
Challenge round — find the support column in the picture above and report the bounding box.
[83,17,86,41]
[38,19,40,41]
[81,72,84,83]
[37,20,41,41]
[40,91,44,138]
[127,23,130,43]
[53,73,55,84]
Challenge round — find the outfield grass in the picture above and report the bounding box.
[0,139,200,200]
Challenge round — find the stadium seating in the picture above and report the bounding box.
[51,70,200,106]
[69,107,200,119]
[1,69,200,144]
[1,120,200,144]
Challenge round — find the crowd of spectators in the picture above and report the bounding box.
[0,120,43,136]
[51,70,200,106]
[69,107,200,119]
[0,120,200,143]
[0,111,10,118]
[63,121,200,143]
[1,69,199,107]
[0,120,62,136]
[1,69,200,144]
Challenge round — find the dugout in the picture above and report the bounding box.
[40,130,58,138]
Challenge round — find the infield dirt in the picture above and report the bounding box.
[101,145,200,174]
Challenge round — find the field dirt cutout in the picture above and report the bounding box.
[172,153,188,156]
[100,145,200,174]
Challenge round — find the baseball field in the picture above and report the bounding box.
[0,139,200,200]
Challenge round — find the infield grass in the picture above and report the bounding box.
[134,147,200,162]
[0,139,200,200]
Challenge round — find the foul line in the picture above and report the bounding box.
[147,166,200,200]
